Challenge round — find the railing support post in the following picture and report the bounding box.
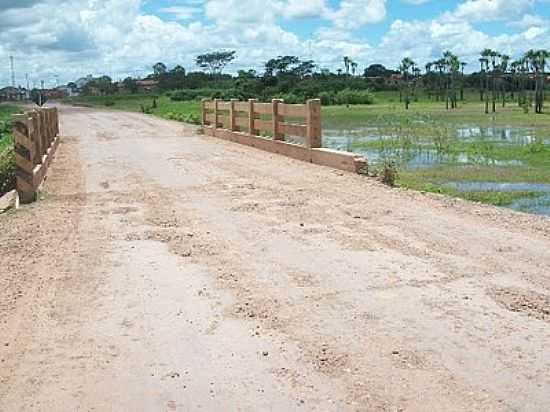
[306,99,322,148]
[201,99,207,127]
[272,99,283,140]
[230,99,237,131]
[214,99,219,129]
[248,99,257,135]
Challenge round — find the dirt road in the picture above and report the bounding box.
[1,106,549,411]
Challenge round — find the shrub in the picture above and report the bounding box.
[164,112,201,125]
[276,92,303,104]
[318,89,374,105]
[0,145,15,196]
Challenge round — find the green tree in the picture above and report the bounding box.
[122,77,138,94]
[196,50,236,75]
[153,62,167,76]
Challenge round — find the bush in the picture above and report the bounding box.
[0,145,15,196]
[318,89,374,105]
[275,92,303,104]
[163,112,201,125]
[380,159,398,186]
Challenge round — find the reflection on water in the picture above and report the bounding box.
[445,181,550,216]
[322,124,550,216]
[444,182,550,192]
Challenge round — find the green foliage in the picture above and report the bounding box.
[196,50,236,75]
[0,105,19,196]
[163,112,201,125]
[319,89,374,105]
[0,145,15,196]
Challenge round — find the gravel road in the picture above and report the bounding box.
[1,106,549,411]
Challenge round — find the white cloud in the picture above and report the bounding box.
[451,0,534,22]
[159,6,201,20]
[325,0,386,29]
[2,0,550,87]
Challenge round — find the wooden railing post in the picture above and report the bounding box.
[214,99,219,129]
[13,114,36,203]
[201,99,207,126]
[248,99,257,135]
[306,99,322,148]
[272,99,283,140]
[229,99,237,131]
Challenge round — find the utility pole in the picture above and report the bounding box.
[25,73,30,99]
[9,55,15,87]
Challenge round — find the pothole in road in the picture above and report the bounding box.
[488,286,550,322]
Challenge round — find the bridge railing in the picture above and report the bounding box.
[12,107,61,203]
[201,99,367,173]
[202,98,321,148]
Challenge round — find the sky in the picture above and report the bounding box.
[1,0,550,88]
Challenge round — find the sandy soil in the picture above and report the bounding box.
[1,106,549,411]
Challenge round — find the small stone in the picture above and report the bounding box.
[262,351,269,356]
[392,350,399,355]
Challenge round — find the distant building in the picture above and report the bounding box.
[136,79,159,92]
[46,89,67,99]
[56,85,79,97]
[0,86,26,101]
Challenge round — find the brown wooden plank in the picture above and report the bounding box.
[279,123,307,137]
[234,102,249,112]
[217,102,231,110]
[253,103,272,115]
[254,119,272,132]
[235,117,248,129]
[279,103,307,118]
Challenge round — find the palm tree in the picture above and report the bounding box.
[525,49,550,113]
[499,54,510,107]
[460,62,467,101]
[343,56,351,75]
[480,49,492,113]
[400,57,415,109]
[351,61,358,76]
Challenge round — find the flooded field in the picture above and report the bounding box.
[323,121,550,216]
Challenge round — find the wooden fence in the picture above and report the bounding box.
[12,108,60,203]
[201,99,367,173]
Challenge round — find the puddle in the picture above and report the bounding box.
[444,182,550,192]
[445,181,550,216]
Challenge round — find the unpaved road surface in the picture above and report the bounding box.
[1,106,550,411]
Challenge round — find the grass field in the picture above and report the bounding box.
[64,94,201,124]
[63,90,550,214]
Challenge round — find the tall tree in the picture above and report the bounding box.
[153,62,167,76]
[400,57,415,109]
[196,50,236,75]
[525,49,550,113]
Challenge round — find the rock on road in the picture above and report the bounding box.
[1,106,549,411]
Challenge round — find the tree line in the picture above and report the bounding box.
[76,49,550,112]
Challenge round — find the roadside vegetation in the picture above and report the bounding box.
[0,105,21,196]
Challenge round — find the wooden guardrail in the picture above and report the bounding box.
[12,108,60,203]
[201,99,366,173]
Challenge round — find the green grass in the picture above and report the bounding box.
[323,90,550,131]
[0,104,22,196]
[64,94,201,124]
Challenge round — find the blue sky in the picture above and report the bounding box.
[1,0,550,87]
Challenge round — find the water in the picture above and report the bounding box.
[445,181,550,216]
[444,182,550,192]
[322,124,550,216]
